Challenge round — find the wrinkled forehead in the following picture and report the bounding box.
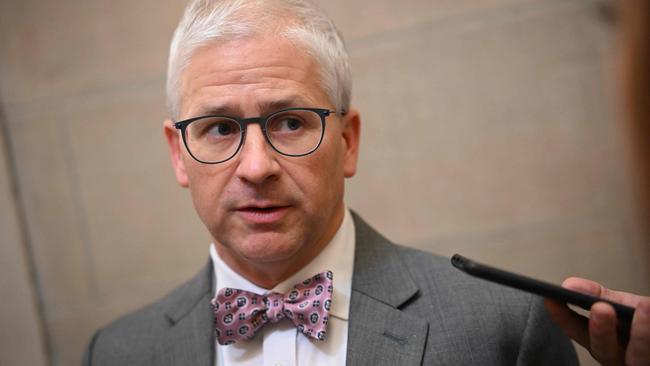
[177,35,331,117]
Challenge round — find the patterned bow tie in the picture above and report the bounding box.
[211,271,333,345]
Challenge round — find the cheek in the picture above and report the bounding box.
[299,136,347,205]
[185,162,232,221]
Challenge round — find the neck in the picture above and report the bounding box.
[215,208,345,289]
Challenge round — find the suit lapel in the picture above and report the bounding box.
[157,261,216,366]
[346,212,429,366]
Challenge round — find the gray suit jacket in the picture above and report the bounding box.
[84,213,578,365]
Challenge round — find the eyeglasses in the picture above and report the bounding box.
[174,107,343,164]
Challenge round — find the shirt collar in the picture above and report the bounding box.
[210,208,355,321]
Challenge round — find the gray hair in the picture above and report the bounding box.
[166,0,352,120]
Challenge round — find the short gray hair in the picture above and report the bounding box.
[166,0,352,120]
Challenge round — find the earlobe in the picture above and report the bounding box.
[341,109,361,178]
[163,120,190,187]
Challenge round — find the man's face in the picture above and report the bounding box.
[164,35,360,279]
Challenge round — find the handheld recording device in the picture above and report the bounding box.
[450,254,636,327]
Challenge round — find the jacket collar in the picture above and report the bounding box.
[347,212,428,366]
[157,261,215,366]
[162,260,214,324]
[350,211,420,308]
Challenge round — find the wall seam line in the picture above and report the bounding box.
[0,100,54,366]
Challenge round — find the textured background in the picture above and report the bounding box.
[1,0,648,365]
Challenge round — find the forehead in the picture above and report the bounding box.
[179,36,330,117]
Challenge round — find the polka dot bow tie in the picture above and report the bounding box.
[211,271,333,345]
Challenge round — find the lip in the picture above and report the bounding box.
[234,205,291,225]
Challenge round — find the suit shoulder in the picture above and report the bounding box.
[387,243,577,364]
[85,262,212,365]
[87,288,177,365]
[390,243,534,305]
[84,296,169,365]
[99,296,169,339]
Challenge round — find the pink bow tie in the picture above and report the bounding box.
[211,271,333,345]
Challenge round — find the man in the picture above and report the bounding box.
[83,0,577,365]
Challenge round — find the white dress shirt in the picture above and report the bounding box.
[210,209,356,366]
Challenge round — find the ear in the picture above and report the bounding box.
[163,120,190,187]
[340,108,361,178]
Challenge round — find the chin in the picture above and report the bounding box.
[240,246,301,265]
[236,233,306,264]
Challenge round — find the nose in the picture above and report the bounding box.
[234,124,281,184]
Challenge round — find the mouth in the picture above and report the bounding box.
[234,204,291,224]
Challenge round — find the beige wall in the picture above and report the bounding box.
[1,0,648,365]
[0,117,48,366]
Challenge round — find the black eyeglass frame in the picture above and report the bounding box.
[173,107,345,164]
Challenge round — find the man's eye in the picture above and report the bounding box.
[208,122,235,136]
[275,118,304,132]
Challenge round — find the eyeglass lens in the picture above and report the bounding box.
[184,109,324,163]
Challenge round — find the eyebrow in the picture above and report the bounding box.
[258,97,311,113]
[197,105,242,117]
[196,96,314,118]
